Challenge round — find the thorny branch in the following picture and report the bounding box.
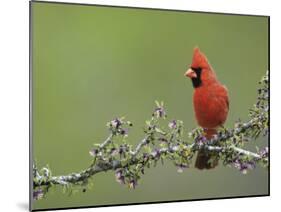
[33,71,269,200]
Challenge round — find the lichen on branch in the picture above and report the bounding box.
[33,71,269,200]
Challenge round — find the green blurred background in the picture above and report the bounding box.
[32,2,269,210]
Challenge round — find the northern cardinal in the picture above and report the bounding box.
[184,47,229,169]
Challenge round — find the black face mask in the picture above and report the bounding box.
[190,67,202,88]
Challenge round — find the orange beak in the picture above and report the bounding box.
[184,68,197,78]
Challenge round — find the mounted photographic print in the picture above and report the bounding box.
[30,1,269,211]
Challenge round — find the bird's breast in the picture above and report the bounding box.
[193,84,229,129]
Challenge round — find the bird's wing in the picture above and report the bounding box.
[221,85,229,109]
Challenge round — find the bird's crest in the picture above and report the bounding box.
[191,47,210,69]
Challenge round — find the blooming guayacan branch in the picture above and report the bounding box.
[33,72,269,200]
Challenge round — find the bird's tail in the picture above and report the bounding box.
[195,128,219,170]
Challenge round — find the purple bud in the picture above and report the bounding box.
[233,159,256,174]
[196,135,207,146]
[259,147,268,158]
[33,189,44,200]
[151,149,161,158]
[110,147,118,156]
[129,180,137,189]
[117,176,125,185]
[115,170,121,179]
[168,120,177,129]
[154,107,166,118]
[111,118,121,129]
[89,148,99,157]
[115,169,125,184]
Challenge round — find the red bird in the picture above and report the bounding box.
[184,47,229,169]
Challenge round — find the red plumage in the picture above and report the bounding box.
[185,47,229,169]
